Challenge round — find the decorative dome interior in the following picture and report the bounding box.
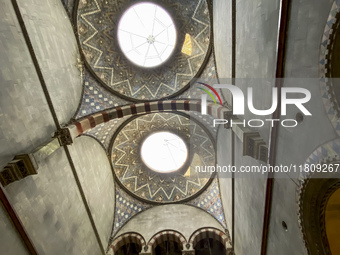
[77,0,211,101]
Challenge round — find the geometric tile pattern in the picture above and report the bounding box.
[62,0,226,246]
[84,116,131,151]
[177,53,220,139]
[319,0,340,136]
[186,177,227,229]
[108,163,227,251]
[110,184,152,239]
[176,52,219,101]
[296,138,340,255]
[108,178,228,250]
[296,139,340,202]
[111,112,215,203]
[76,54,219,141]
[189,111,218,138]
[75,67,131,119]
[67,100,231,138]
[83,111,217,152]
[299,139,340,180]
[76,0,210,100]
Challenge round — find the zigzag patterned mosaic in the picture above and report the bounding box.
[299,139,340,180]
[111,112,215,203]
[110,176,227,242]
[319,1,340,136]
[110,184,152,239]
[76,0,210,100]
[176,53,219,101]
[84,116,131,151]
[75,68,131,119]
[186,177,227,229]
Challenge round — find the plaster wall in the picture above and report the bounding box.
[0,0,82,169]
[4,147,102,255]
[216,126,233,238]
[0,0,56,169]
[214,0,279,254]
[269,0,336,254]
[17,0,82,125]
[69,136,115,249]
[0,202,29,255]
[234,137,266,255]
[213,0,232,102]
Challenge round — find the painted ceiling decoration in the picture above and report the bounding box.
[76,0,211,101]
[186,177,227,229]
[74,47,219,123]
[82,111,217,153]
[110,112,215,203]
[75,68,131,119]
[59,0,227,245]
[83,116,132,150]
[110,177,226,243]
[67,100,229,141]
[319,1,340,136]
[110,184,152,239]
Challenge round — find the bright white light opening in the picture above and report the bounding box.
[117,2,177,67]
[141,132,188,173]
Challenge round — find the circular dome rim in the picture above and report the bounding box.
[139,130,190,174]
[108,111,217,205]
[75,0,212,102]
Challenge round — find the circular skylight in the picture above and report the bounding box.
[141,132,188,173]
[117,2,177,67]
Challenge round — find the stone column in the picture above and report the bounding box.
[54,128,73,146]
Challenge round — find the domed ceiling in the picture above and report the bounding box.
[76,0,211,101]
[66,0,225,235]
[110,112,215,203]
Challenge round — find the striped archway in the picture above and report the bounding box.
[147,230,187,250]
[110,232,146,254]
[67,100,230,139]
[189,227,230,249]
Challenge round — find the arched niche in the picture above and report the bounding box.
[189,227,230,253]
[148,230,186,255]
[298,169,340,255]
[325,188,340,255]
[109,232,145,255]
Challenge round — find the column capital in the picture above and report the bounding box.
[54,128,73,146]
[0,154,38,187]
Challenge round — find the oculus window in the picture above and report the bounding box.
[141,132,188,173]
[117,2,177,67]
